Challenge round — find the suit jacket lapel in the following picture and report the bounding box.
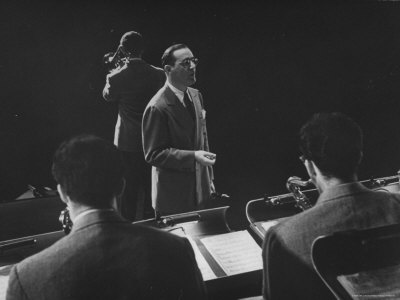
[187,88,201,118]
[164,86,195,128]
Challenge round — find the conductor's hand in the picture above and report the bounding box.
[195,151,216,166]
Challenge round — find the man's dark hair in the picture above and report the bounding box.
[120,31,144,55]
[299,112,363,180]
[52,134,124,208]
[161,43,188,68]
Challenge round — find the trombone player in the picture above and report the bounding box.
[103,31,165,221]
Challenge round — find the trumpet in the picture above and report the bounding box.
[103,45,130,72]
[265,176,317,209]
[286,176,314,211]
[266,173,400,210]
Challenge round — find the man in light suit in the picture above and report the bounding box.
[6,135,206,300]
[142,44,216,216]
[103,31,165,221]
[262,112,400,300]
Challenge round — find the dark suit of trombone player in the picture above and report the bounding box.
[103,31,165,221]
[142,44,216,216]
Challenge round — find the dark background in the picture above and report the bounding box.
[1,0,400,203]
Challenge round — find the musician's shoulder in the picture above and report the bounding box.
[148,64,164,73]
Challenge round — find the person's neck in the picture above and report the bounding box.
[318,174,358,192]
[68,205,92,222]
[68,204,112,222]
[167,78,187,92]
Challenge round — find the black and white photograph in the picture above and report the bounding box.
[1,1,400,299]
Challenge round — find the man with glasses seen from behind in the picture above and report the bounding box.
[262,112,400,300]
[142,44,216,217]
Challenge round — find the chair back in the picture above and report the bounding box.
[312,223,400,300]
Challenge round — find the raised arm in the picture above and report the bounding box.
[102,73,120,102]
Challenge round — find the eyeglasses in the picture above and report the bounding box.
[299,155,306,163]
[178,57,199,69]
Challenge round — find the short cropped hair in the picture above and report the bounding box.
[299,112,363,179]
[161,43,188,68]
[52,135,123,207]
[120,31,144,54]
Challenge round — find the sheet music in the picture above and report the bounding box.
[0,265,12,300]
[261,220,279,232]
[186,236,217,281]
[167,226,186,237]
[200,230,262,276]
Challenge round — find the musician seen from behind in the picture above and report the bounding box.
[142,44,216,217]
[103,31,165,221]
[262,112,400,300]
[6,134,206,300]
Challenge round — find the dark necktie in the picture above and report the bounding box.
[183,92,196,120]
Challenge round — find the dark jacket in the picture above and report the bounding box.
[142,85,214,215]
[103,58,165,152]
[262,182,400,300]
[7,210,206,300]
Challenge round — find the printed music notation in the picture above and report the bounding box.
[261,220,279,232]
[186,236,217,281]
[200,230,262,276]
[0,265,12,300]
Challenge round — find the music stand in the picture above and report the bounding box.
[312,224,400,300]
[0,195,65,241]
[246,189,318,243]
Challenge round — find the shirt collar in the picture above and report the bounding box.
[166,80,190,105]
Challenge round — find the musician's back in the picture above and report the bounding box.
[262,113,400,300]
[6,210,206,300]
